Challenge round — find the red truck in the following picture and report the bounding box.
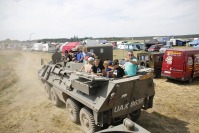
[161,49,199,83]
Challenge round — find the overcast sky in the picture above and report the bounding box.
[0,0,199,41]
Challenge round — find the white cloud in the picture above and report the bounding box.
[0,0,199,40]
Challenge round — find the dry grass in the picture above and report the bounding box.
[0,50,21,93]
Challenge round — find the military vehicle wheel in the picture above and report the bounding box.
[130,109,141,122]
[80,107,99,133]
[66,98,81,124]
[51,88,63,107]
[44,82,52,100]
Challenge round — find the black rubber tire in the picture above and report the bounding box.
[155,69,161,78]
[51,88,63,107]
[130,109,141,122]
[187,76,193,84]
[44,82,52,100]
[80,107,99,133]
[66,98,81,124]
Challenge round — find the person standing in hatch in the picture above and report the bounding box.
[124,51,137,76]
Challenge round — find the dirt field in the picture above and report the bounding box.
[0,50,199,133]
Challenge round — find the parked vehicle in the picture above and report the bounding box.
[161,49,199,83]
[148,44,163,52]
[144,39,160,51]
[137,52,164,78]
[189,39,199,46]
[159,45,173,53]
[170,39,186,46]
[193,44,199,48]
[124,43,141,51]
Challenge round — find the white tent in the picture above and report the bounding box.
[31,43,43,51]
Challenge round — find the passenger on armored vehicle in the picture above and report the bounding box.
[102,60,113,78]
[80,57,94,73]
[124,51,137,76]
[64,50,72,66]
[52,48,62,64]
[91,58,104,76]
[82,47,95,63]
[69,50,76,61]
[112,61,125,78]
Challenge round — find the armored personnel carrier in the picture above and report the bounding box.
[38,61,155,133]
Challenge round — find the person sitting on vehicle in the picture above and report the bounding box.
[124,51,137,76]
[52,48,62,64]
[102,60,113,78]
[64,50,72,66]
[91,58,104,76]
[69,50,76,61]
[80,57,94,73]
[112,60,125,78]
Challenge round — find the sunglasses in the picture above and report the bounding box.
[128,54,133,56]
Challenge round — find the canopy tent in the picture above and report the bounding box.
[145,39,160,45]
[62,42,80,53]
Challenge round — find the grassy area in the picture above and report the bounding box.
[0,51,21,93]
[113,49,141,60]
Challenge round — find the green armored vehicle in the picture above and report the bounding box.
[137,52,164,78]
[38,61,155,133]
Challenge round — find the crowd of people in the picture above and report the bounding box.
[61,48,138,78]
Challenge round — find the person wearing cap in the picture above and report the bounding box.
[124,51,137,76]
[91,58,104,76]
[112,61,125,78]
[80,57,94,73]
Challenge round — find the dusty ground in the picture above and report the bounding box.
[0,50,199,133]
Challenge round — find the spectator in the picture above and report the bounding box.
[112,61,125,78]
[91,58,104,76]
[76,49,84,63]
[82,47,95,63]
[124,51,137,76]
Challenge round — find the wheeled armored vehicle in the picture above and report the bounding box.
[38,60,155,133]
